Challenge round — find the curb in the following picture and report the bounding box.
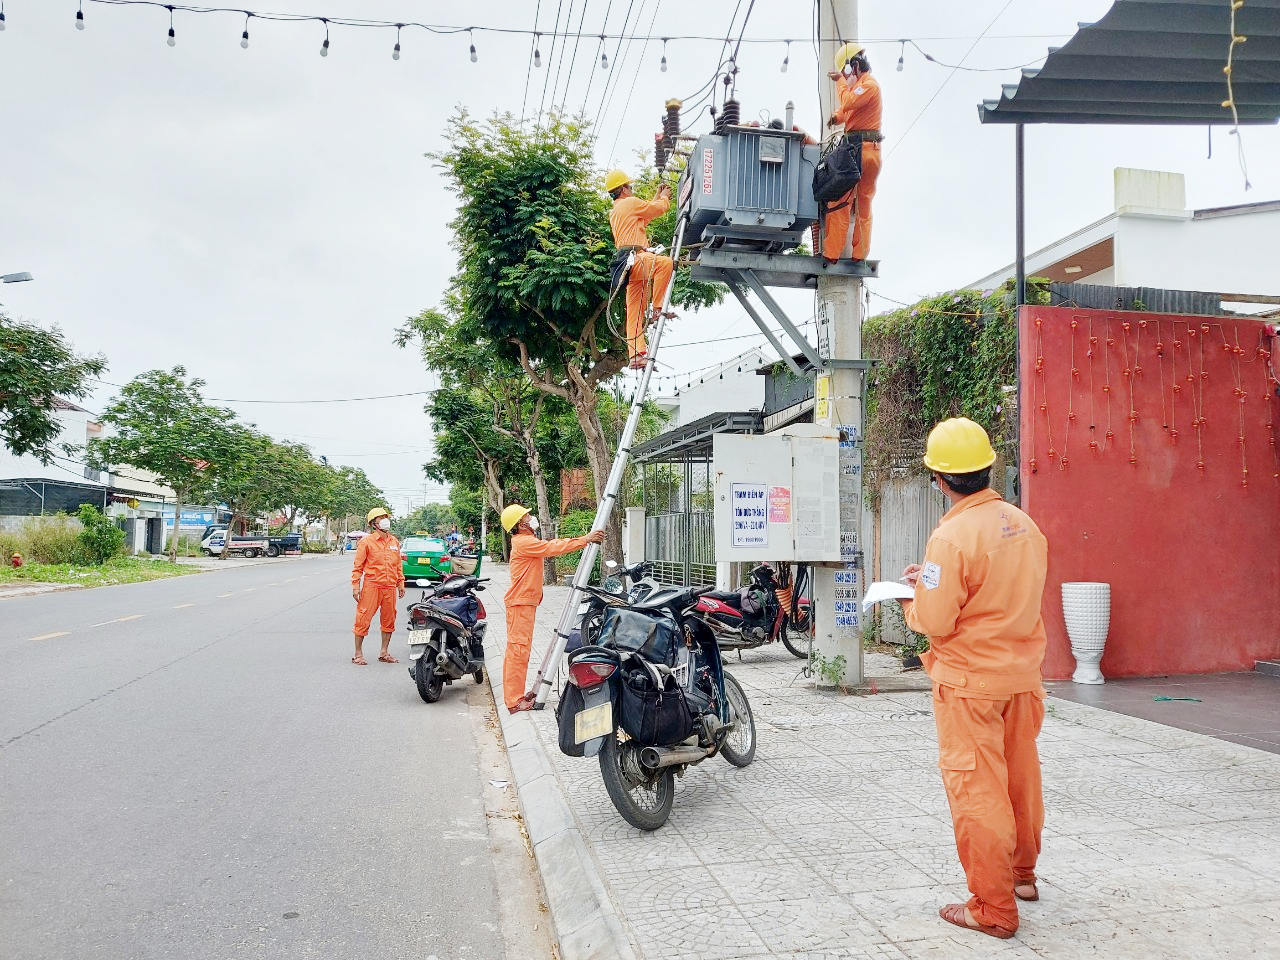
[0,582,85,600]
[485,629,638,960]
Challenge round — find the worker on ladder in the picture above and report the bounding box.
[606,169,675,369]
[823,41,883,265]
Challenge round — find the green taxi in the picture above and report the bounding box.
[400,536,453,581]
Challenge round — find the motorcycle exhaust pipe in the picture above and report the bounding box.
[435,651,449,666]
[640,744,713,769]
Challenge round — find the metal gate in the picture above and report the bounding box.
[642,456,716,587]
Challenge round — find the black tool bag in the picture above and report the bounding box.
[812,137,862,206]
[598,608,679,666]
[618,665,694,746]
[609,245,639,296]
[555,682,588,757]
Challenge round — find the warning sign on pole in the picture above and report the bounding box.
[730,483,768,547]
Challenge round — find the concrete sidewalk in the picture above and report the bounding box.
[482,565,1280,960]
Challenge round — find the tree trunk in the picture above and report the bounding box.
[480,459,508,561]
[574,397,623,566]
[218,510,238,560]
[167,489,186,563]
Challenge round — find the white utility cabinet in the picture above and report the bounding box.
[712,424,841,562]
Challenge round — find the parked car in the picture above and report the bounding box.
[199,525,302,558]
[400,536,453,581]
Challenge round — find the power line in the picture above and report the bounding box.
[90,378,430,404]
[579,0,614,115]
[519,0,543,125]
[591,0,639,133]
[604,0,660,161]
[558,0,592,113]
[548,0,576,120]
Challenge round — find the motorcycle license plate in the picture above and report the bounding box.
[574,702,612,744]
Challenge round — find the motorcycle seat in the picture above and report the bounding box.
[703,590,743,608]
[632,586,701,612]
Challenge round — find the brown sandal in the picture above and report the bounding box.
[378,653,400,664]
[351,656,368,666]
[938,904,1014,940]
[1015,883,1039,902]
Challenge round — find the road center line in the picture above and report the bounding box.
[217,593,234,598]
[27,631,70,642]
[89,614,144,628]
[174,603,195,609]
[244,588,257,592]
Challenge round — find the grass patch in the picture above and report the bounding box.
[0,555,201,588]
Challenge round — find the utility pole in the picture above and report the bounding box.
[812,0,864,687]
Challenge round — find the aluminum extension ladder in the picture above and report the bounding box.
[526,209,691,709]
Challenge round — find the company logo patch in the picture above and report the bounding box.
[921,561,942,590]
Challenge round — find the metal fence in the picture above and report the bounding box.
[645,511,717,587]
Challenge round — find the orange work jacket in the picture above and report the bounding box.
[610,195,670,250]
[833,72,882,132]
[903,489,1048,696]
[351,530,405,589]
[505,532,596,607]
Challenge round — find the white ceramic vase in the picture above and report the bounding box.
[1062,581,1111,685]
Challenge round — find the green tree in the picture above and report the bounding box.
[76,503,125,564]
[87,367,236,562]
[429,111,721,562]
[204,430,285,561]
[1,313,107,463]
[393,503,457,539]
[325,465,385,536]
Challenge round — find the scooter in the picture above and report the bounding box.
[405,575,488,703]
[557,582,757,831]
[690,563,813,659]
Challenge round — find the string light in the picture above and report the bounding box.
[392,22,401,60]
[533,32,542,68]
[897,39,905,71]
[599,35,608,70]
[319,17,328,56]
[0,2,6,32]
[240,11,249,47]
[660,37,668,73]
[76,3,85,30]
[469,27,477,62]
[781,40,789,73]
[166,4,175,46]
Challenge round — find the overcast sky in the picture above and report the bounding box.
[3,0,1275,514]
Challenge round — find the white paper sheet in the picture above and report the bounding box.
[861,580,917,611]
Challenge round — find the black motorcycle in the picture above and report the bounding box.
[556,582,757,831]
[405,575,488,703]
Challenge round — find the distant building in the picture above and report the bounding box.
[654,346,771,428]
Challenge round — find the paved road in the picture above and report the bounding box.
[1,555,527,960]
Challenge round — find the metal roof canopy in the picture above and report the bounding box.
[980,0,1280,126]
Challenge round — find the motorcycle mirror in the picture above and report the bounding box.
[415,579,433,587]
[605,560,618,569]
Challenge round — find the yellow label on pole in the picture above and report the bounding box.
[815,374,831,421]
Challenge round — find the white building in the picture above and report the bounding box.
[654,346,772,428]
[973,167,1280,305]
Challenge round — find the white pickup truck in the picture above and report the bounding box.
[199,530,271,558]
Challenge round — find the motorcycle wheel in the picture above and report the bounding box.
[781,620,812,660]
[719,671,757,767]
[598,731,674,831]
[414,648,445,703]
[472,668,485,684]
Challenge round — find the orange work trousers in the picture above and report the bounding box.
[504,604,538,710]
[354,583,397,637]
[625,251,674,361]
[821,142,881,261]
[932,682,1046,934]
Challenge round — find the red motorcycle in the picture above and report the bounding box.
[688,563,812,659]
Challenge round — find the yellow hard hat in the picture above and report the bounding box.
[604,169,633,193]
[923,418,997,474]
[367,507,390,524]
[501,503,531,533]
[833,41,864,72]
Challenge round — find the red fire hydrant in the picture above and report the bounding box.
[10,553,22,568]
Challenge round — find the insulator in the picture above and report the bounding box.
[654,133,667,171]
[715,98,741,133]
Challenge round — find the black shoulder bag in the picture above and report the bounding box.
[812,137,862,209]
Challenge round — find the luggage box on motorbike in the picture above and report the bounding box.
[598,608,680,666]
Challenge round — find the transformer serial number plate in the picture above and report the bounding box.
[574,702,612,744]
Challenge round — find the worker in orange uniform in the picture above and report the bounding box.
[899,418,1049,940]
[350,507,406,666]
[606,169,675,370]
[823,41,883,264]
[500,503,605,713]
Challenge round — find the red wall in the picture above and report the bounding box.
[1019,306,1280,678]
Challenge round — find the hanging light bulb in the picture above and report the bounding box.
[319,19,329,57]
[392,24,402,60]
[469,29,477,63]
[75,4,84,30]
[600,37,608,70]
[781,41,790,73]
[240,12,250,48]
[166,5,175,47]
[534,33,542,68]
[0,3,6,32]
[660,38,668,73]
[897,40,905,72]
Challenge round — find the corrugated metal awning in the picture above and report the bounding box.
[979,0,1280,125]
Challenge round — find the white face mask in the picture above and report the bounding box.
[377,518,391,531]
[526,515,540,532]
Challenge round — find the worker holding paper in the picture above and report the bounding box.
[899,417,1049,941]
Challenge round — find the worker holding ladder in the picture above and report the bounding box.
[606,169,676,369]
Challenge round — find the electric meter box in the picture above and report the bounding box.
[712,425,841,563]
[678,127,821,252]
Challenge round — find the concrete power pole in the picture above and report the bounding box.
[813,0,864,687]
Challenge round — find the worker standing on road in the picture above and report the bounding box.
[500,504,605,713]
[606,170,676,369]
[899,418,1049,941]
[822,41,883,265]
[350,507,405,666]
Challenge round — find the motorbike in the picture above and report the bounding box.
[690,563,813,659]
[404,574,489,703]
[556,580,757,831]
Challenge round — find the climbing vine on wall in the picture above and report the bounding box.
[861,280,1050,497]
